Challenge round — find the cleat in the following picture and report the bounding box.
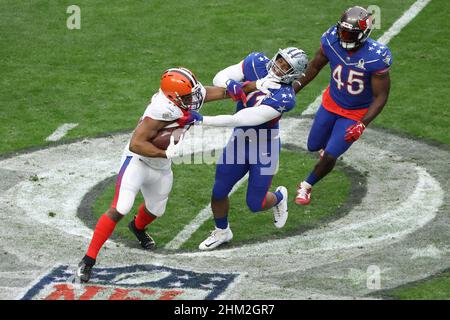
[76,256,95,283]
[295,181,312,205]
[199,226,233,251]
[128,217,156,250]
[273,186,288,228]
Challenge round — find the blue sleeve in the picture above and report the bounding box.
[242,52,270,81]
[261,86,296,114]
[370,47,393,74]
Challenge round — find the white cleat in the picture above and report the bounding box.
[199,226,233,251]
[273,186,288,228]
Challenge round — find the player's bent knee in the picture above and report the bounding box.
[307,140,322,152]
[107,207,125,222]
[246,197,265,213]
[322,151,337,163]
[212,181,232,200]
[144,200,167,218]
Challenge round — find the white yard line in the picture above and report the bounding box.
[45,123,79,142]
[377,0,431,45]
[301,0,431,115]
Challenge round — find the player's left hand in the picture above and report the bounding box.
[345,122,366,142]
[165,134,184,159]
[226,80,247,106]
[177,111,203,126]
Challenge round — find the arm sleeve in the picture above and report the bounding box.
[212,61,245,88]
[202,105,281,127]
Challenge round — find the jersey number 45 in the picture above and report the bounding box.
[332,65,364,95]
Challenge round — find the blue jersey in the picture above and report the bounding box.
[321,26,393,110]
[234,52,296,130]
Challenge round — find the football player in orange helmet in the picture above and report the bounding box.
[160,67,206,111]
[76,67,227,283]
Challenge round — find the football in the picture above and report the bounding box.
[151,124,188,150]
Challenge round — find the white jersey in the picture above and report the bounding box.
[123,90,185,170]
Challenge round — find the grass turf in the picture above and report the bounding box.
[0,0,427,154]
[92,150,351,251]
[2,0,449,299]
[383,270,450,300]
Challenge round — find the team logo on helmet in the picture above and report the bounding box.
[160,67,204,111]
[337,6,373,50]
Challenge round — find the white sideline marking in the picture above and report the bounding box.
[301,0,431,115]
[45,123,78,142]
[377,0,431,45]
[164,174,249,250]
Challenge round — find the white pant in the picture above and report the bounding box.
[112,155,173,216]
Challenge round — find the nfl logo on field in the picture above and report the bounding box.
[21,264,237,300]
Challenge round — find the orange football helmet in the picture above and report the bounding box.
[160,67,204,111]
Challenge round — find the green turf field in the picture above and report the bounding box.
[5,0,447,154]
[1,0,449,300]
[382,270,450,300]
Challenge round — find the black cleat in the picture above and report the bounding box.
[128,217,156,250]
[77,256,95,283]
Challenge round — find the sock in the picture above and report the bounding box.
[273,190,284,206]
[135,203,156,230]
[86,214,117,260]
[301,180,313,189]
[214,216,228,229]
[305,172,319,186]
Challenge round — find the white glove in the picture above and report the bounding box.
[256,76,281,94]
[165,134,184,159]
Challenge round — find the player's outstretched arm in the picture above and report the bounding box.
[203,86,228,103]
[292,47,329,93]
[212,62,244,88]
[201,105,280,127]
[360,72,391,126]
[129,117,171,158]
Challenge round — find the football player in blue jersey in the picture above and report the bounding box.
[239,7,391,206]
[188,47,308,250]
[291,6,392,205]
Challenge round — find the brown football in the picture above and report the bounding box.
[151,125,188,150]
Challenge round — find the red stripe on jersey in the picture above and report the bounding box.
[375,67,390,75]
[322,86,368,121]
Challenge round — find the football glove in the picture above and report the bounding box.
[165,134,184,159]
[226,79,247,106]
[344,122,366,142]
[256,75,281,94]
[177,111,204,126]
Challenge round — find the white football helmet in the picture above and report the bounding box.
[267,47,308,84]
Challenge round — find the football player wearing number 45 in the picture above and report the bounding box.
[292,6,392,205]
[77,67,228,283]
[248,6,392,205]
